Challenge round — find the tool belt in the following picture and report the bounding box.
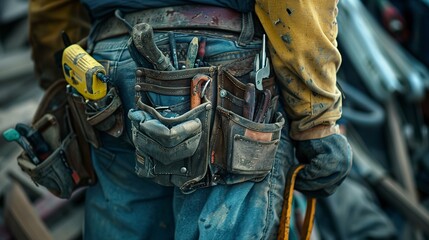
[85,5,282,193]
[130,56,284,193]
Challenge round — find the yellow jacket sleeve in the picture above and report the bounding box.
[255,0,343,140]
[29,0,91,89]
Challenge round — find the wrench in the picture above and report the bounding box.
[254,34,270,90]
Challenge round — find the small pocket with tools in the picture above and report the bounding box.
[17,114,86,199]
[12,80,96,199]
[131,66,216,190]
[209,50,284,184]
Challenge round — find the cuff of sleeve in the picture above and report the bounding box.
[290,124,340,141]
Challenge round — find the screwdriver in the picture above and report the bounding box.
[186,37,199,69]
[2,128,41,165]
[15,123,52,161]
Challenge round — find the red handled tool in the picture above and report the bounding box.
[191,74,211,109]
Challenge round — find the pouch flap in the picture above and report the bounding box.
[140,118,202,148]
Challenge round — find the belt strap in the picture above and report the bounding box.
[94,5,254,45]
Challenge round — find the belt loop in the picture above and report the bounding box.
[238,12,255,46]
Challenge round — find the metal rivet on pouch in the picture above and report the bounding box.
[213,175,220,182]
[136,69,143,77]
[135,85,142,91]
[220,89,227,98]
[205,103,212,110]
[180,167,187,174]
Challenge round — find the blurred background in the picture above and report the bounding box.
[0,0,429,239]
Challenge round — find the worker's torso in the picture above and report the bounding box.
[80,0,255,19]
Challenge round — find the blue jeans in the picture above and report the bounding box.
[84,33,297,239]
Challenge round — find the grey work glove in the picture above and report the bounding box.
[294,133,353,197]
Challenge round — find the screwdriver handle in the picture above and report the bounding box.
[3,128,41,165]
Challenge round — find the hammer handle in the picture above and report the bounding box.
[132,23,174,71]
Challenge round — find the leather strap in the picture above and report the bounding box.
[94,5,245,43]
[278,164,317,240]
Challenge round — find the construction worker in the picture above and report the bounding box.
[29,0,352,239]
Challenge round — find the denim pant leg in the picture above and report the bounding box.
[83,36,175,240]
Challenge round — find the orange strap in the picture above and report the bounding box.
[277,165,317,240]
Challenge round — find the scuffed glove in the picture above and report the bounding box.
[294,133,353,197]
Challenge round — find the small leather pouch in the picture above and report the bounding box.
[16,80,96,199]
[86,87,124,138]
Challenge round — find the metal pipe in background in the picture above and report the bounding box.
[338,0,401,101]
[338,0,429,101]
[356,0,429,101]
[385,98,418,201]
[340,80,385,126]
[347,127,429,235]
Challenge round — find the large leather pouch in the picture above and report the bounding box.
[131,66,217,191]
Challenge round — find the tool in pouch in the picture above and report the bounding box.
[3,128,45,165]
[61,32,109,101]
[244,34,272,123]
[132,21,210,110]
[5,79,97,199]
[252,34,270,91]
[2,123,53,165]
[62,32,124,138]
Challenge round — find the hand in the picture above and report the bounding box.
[294,133,353,197]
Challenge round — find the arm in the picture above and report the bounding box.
[29,0,91,89]
[255,0,342,140]
[255,0,352,197]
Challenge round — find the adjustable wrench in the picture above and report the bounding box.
[253,34,270,90]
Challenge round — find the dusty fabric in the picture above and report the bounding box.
[29,0,90,89]
[255,0,343,140]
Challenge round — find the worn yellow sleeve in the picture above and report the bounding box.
[255,0,343,140]
[29,0,90,89]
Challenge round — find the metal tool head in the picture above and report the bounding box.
[254,34,270,90]
[255,58,270,90]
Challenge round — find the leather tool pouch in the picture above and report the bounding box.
[210,56,284,185]
[130,66,216,190]
[130,55,284,192]
[17,80,96,199]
